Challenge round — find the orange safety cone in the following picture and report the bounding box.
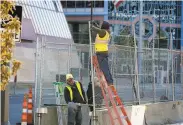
[27,87,33,124]
[21,94,28,125]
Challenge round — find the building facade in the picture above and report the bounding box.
[61,1,183,84]
[109,1,182,50]
[61,0,183,50]
[61,0,108,44]
[13,1,73,83]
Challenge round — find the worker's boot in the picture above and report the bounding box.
[109,84,115,92]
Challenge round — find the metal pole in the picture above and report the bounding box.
[38,36,45,125]
[158,5,161,88]
[78,49,81,81]
[158,5,161,68]
[170,33,175,101]
[166,49,170,98]
[89,2,97,124]
[34,36,39,125]
[175,57,177,90]
[152,37,156,103]
[38,36,42,125]
[89,1,93,83]
[91,1,93,22]
[68,44,71,73]
[89,21,96,125]
[134,26,141,104]
[137,0,143,104]
[38,36,44,108]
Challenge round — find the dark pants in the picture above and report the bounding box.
[89,119,92,125]
[96,53,113,85]
[68,105,82,125]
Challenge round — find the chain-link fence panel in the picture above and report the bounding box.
[35,39,183,117]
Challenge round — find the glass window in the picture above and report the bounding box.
[67,1,75,8]
[86,1,93,8]
[176,5,181,16]
[68,23,73,32]
[95,1,104,7]
[79,23,89,44]
[61,1,67,8]
[76,1,85,8]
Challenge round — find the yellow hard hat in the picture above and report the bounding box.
[66,74,73,80]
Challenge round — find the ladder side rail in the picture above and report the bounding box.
[98,73,115,125]
[93,56,123,125]
[93,56,115,125]
[112,88,131,125]
[106,86,124,125]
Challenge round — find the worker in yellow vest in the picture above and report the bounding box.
[91,21,114,86]
[64,74,86,125]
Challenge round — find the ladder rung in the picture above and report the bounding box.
[118,105,123,108]
[113,95,119,98]
[93,55,132,125]
[113,115,128,120]
[121,116,128,119]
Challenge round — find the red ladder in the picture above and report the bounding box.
[92,55,132,125]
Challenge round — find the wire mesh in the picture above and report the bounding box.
[36,38,183,103]
[35,35,183,124]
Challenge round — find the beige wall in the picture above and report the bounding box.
[10,39,81,84]
[10,42,36,83]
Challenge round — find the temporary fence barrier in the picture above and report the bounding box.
[34,35,183,124]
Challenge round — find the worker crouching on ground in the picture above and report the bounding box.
[91,21,114,87]
[64,74,87,125]
[87,77,104,125]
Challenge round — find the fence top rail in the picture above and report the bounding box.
[44,42,183,53]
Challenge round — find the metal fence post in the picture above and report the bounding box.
[79,49,81,81]
[133,28,141,104]
[68,44,72,73]
[38,35,46,125]
[170,33,175,101]
[88,21,96,125]
[152,37,156,103]
[34,35,39,125]
[166,49,170,99]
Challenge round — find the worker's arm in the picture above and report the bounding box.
[91,25,106,38]
[79,82,87,103]
[64,87,71,104]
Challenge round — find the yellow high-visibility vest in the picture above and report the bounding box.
[95,31,110,52]
[66,81,84,101]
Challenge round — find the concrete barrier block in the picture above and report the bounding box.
[91,101,183,125]
[93,106,133,125]
[166,123,183,125]
[144,101,183,125]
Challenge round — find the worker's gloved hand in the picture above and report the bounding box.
[68,102,77,110]
[91,20,100,28]
[89,111,93,116]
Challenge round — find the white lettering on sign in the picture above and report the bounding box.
[1,28,21,43]
[14,32,21,43]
